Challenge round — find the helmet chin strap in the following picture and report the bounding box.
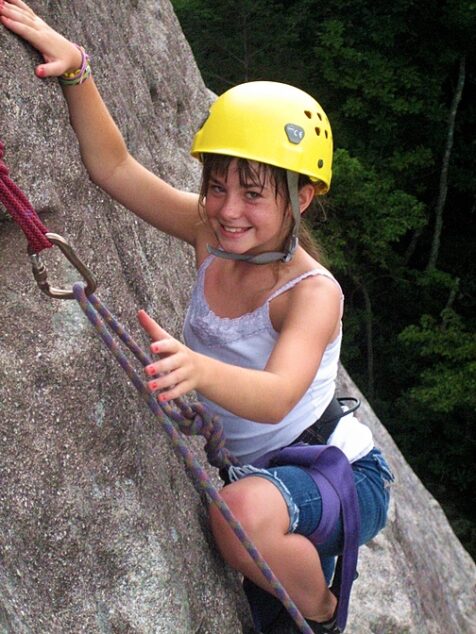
[207,170,301,265]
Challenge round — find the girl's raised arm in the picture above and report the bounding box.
[0,0,201,245]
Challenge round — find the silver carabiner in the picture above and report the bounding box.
[29,233,97,300]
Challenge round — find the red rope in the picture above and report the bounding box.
[0,141,53,253]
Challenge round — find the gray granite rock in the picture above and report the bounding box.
[0,2,474,633]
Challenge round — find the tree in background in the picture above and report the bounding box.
[172,0,475,557]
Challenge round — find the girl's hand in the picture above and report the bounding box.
[0,0,82,77]
[138,310,203,403]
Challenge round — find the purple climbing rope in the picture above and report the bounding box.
[73,282,316,634]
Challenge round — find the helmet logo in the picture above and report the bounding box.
[285,123,305,145]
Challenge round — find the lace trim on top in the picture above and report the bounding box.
[187,256,341,346]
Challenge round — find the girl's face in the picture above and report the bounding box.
[204,160,291,257]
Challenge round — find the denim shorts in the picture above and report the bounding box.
[245,447,395,582]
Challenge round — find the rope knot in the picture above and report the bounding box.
[162,400,239,469]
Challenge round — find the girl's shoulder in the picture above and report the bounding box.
[270,266,341,302]
[270,249,343,303]
[268,255,343,334]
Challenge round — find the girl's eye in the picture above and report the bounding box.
[209,184,225,194]
[246,190,261,200]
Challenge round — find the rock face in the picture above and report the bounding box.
[0,2,474,633]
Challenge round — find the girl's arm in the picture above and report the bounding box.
[62,81,200,245]
[139,275,342,423]
[0,0,200,245]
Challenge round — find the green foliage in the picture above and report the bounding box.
[321,149,425,274]
[399,308,476,413]
[311,11,458,195]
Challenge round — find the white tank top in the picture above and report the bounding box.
[183,256,373,464]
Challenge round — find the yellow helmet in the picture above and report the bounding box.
[191,81,333,193]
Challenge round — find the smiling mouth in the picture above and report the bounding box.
[220,224,250,234]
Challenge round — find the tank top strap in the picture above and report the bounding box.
[198,254,214,274]
[268,269,343,302]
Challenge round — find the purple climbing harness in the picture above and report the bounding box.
[254,443,360,632]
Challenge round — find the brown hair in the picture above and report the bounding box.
[199,153,327,263]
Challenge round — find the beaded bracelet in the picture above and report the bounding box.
[58,45,91,86]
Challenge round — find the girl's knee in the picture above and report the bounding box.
[209,480,262,538]
[209,477,288,569]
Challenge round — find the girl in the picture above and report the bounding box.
[0,2,394,632]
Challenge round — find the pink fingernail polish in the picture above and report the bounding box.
[151,343,160,354]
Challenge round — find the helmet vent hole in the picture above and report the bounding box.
[317,159,324,168]
[304,110,312,119]
[317,112,323,121]
[325,130,329,138]
[315,127,321,136]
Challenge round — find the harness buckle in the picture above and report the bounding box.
[29,232,97,299]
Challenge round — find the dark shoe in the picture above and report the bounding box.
[263,606,341,634]
[305,614,341,633]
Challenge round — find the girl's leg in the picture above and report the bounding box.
[208,475,337,622]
